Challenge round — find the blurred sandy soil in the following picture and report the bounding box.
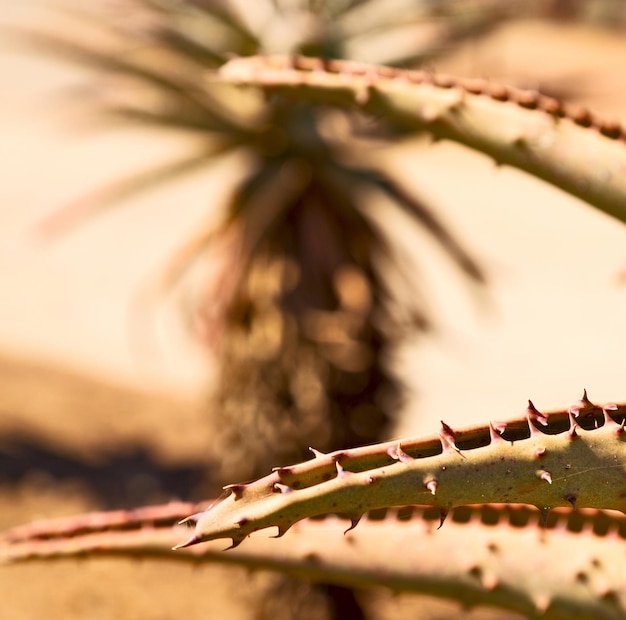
[1,3,626,619]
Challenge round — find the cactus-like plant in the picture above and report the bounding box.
[5,48,626,618]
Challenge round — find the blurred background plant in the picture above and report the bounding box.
[24,0,626,479]
[23,0,497,484]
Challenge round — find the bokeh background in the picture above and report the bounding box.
[2,1,626,618]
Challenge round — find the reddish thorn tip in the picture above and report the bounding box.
[440,421,464,457]
[526,400,548,428]
[440,420,455,434]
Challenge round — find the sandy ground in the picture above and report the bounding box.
[2,4,626,619]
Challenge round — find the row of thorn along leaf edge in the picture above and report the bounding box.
[219,55,626,142]
[174,391,626,550]
[6,502,626,618]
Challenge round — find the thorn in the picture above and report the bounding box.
[538,507,551,527]
[535,447,547,459]
[580,388,593,407]
[343,515,362,534]
[309,447,326,458]
[420,106,441,123]
[526,400,548,431]
[172,532,201,550]
[177,512,203,526]
[569,389,594,417]
[539,470,553,484]
[440,421,465,457]
[575,570,588,583]
[223,484,246,500]
[387,443,414,463]
[602,404,619,425]
[532,593,551,613]
[494,421,508,434]
[367,474,378,484]
[271,522,294,539]
[354,85,370,106]
[335,461,351,478]
[235,517,249,528]
[565,494,577,509]
[481,572,499,591]
[273,483,291,494]
[526,399,539,414]
[224,536,245,550]
[271,466,293,476]
[599,588,619,603]
[567,410,580,439]
[425,480,438,495]
[489,422,506,443]
[438,509,449,529]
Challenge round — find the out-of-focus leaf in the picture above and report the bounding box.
[33,145,230,239]
[348,166,485,283]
